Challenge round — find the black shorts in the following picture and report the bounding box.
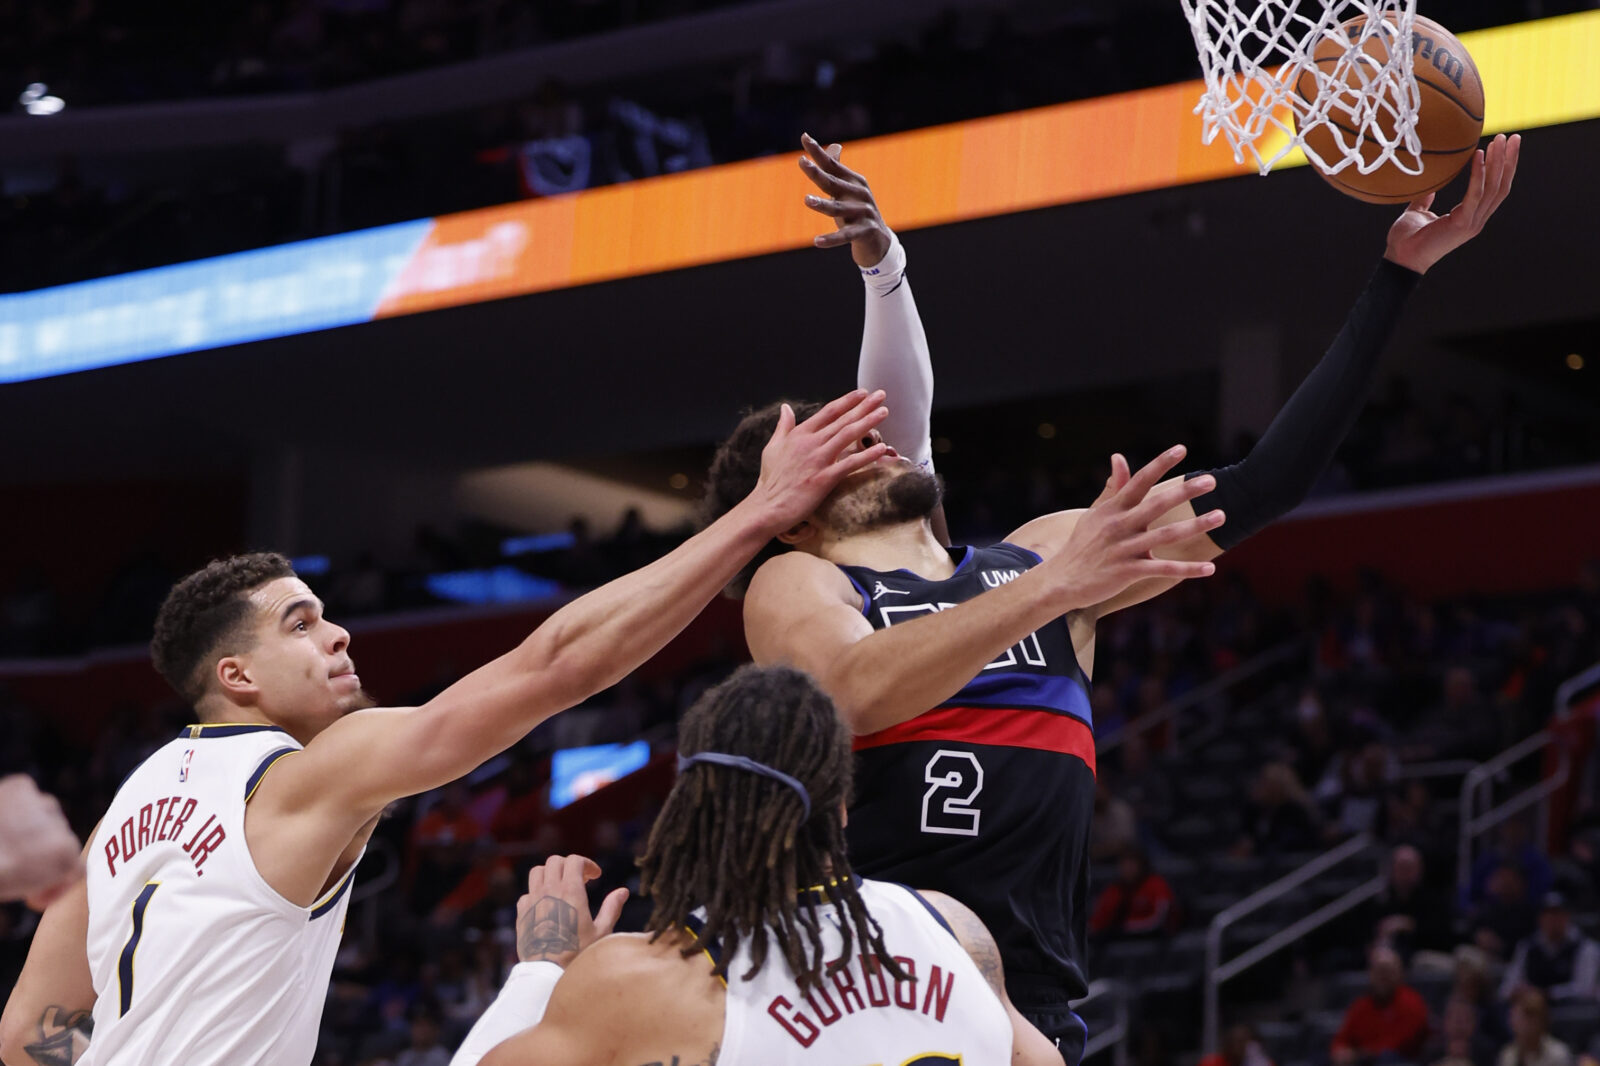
[1023,1006,1087,1066]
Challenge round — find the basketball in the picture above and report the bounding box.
[1296,15,1485,204]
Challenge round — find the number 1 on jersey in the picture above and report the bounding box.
[118,882,160,1016]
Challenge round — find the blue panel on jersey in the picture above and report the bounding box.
[938,672,1093,729]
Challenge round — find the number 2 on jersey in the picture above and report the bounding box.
[920,750,983,836]
[118,881,160,1016]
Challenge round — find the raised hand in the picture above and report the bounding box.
[514,854,628,969]
[1045,446,1225,608]
[798,133,893,269]
[0,775,82,910]
[1384,132,1521,274]
[749,389,890,532]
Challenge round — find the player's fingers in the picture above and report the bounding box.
[813,220,880,248]
[1471,134,1505,228]
[831,442,890,479]
[803,195,874,220]
[1453,147,1487,224]
[797,157,857,199]
[1128,471,1215,526]
[580,857,602,883]
[802,132,867,185]
[1115,445,1188,509]
[1130,557,1218,580]
[805,389,883,443]
[821,405,891,456]
[1406,192,1436,215]
[799,389,871,433]
[594,887,629,938]
[1128,509,1227,554]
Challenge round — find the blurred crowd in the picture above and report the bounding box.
[3,540,1598,1064]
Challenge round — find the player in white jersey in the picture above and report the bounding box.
[444,665,1062,1066]
[0,388,900,1066]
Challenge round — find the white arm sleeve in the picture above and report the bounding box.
[448,961,562,1066]
[856,232,934,472]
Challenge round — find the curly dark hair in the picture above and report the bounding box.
[637,663,902,993]
[150,552,297,705]
[701,399,823,596]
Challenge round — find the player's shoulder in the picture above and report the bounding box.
[562,931,717,999]
[911,889,1008,996]
[745,550,857,609]
[1005,507,1089,558]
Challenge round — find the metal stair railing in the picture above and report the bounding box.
[1203,833,1385,1055]
[1456,732,1570,893]
[1098,637,1308,759]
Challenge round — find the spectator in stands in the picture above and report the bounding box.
[1324,741,1400,841]
[1370,845,1456,964]
[1088,846,1178,942]
[1499,988,1574,1066]
[1467,820,1556,912]
[1200,1023,1275,1066]
[1235,762,1320,857]
[1431,996,1501,1066]
[1331,944,1432,1066]
[1115,731,1173,834]
[409,783,486,914]
[1453,947,1513,1051]
[394,1007,450,1066]
[1472,865,1540,961]
[1401,666,1502,765]
[1092,777,1139,860]
[1499,893,1600,1004]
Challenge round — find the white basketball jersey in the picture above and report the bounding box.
[82,724,359,1066]
[708,879,1013,1064]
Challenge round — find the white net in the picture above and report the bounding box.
[1180,0,1423,176]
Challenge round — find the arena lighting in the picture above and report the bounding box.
[19,83,64,116]
[0,10,1594,385]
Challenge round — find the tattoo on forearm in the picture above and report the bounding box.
[946,904,1006,997]
[24,1005,93,1066]
[517,896,579,960]
[637,1045,719,1066]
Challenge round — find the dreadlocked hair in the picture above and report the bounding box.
[638,663,905,992]
[700,399,824,597]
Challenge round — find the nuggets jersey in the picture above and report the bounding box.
[83,724,358,1066]
[837,544,1095,1047]
[704,878,1012,1063]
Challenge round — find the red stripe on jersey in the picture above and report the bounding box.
[852,706,1096,775]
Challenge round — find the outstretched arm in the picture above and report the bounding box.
[1016,133,1523,621]
[920,890,1062,1066]
[746,448,1222,735]
[251,392,892,906]
[800,134,950,545]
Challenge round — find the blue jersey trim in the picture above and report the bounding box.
[310,867,357,919]
[244,747,299,802]
[937,673,1093,730]
[893,883,956,939]
[841,571,872,617]
[999,541,1045,565]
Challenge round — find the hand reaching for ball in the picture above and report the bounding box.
[1383,132,1521,274]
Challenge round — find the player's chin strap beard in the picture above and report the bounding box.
[676,751,813,820]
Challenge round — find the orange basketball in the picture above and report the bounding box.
[1295,15,1485,204]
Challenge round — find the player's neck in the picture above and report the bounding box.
[817,519,952,579]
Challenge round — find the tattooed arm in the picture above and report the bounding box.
[478,935,723,1066]
[920,891,1065,1066]
[0,874,95,1066]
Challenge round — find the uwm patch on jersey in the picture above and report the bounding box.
[81,724,360,1066]
[837,543,1097,1026]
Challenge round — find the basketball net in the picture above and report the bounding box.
[1180,0,1423,176]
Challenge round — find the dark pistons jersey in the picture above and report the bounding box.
[837,543,1095,1031]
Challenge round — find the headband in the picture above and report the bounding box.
[676,751,812,820]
